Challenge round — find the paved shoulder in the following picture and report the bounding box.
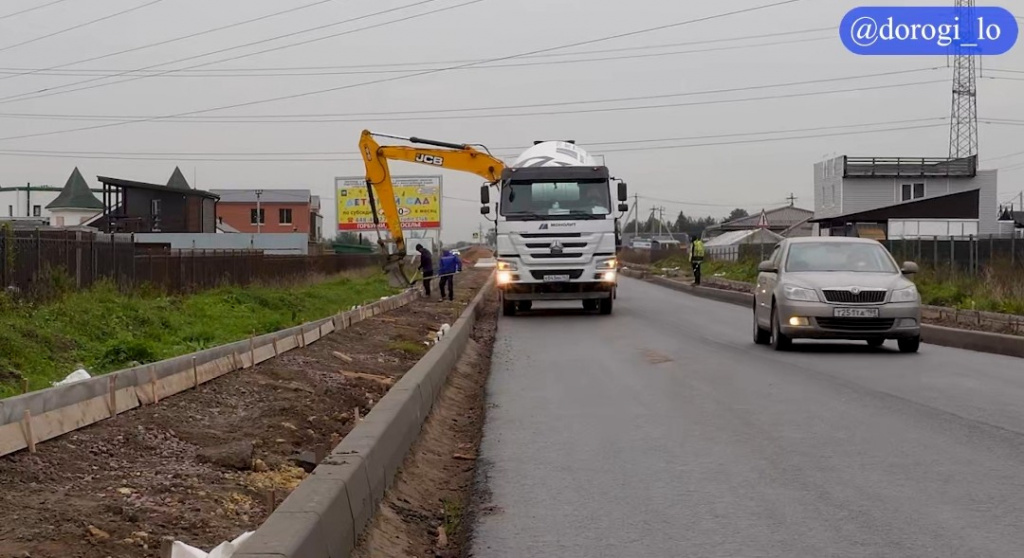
[472,277,1024,558]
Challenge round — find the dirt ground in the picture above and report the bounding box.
[0,268,490,558]
[352,287,498,558]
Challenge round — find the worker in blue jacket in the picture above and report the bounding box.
[437,249,463,301]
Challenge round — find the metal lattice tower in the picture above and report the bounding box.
[949,0,979,159]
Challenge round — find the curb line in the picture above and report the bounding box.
[622,268,1024,359]
[234,272,496,558]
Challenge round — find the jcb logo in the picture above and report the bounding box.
[415,153,444,166]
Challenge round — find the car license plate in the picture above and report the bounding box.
[544,274,570,282]
[833,307,879,318]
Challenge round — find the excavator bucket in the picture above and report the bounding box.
[384,259,415,289]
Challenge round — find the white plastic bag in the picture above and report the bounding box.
[170,531,254,558]
[52,368,90,387]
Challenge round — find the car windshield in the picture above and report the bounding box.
[785,242,899,273]
[500,179,610,220]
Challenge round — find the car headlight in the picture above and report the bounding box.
[597,257,617,269]
[496,259,517,271]
[781,284,819,302]
[890,285,919,303]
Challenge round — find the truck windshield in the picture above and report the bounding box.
[500,179,610,219]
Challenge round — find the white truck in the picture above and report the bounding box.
[479,141,628,316]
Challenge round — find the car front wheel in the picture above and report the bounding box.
[897,335,921,353]
[753,306,771,345]
[770,305,792,351]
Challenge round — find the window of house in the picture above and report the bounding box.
[32,205,41,217]
[279,208,293,225]
[900,182,925,202]
[250,208,265,224]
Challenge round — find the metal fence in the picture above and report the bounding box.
[0,228,383,299]
[707,234,1024,273]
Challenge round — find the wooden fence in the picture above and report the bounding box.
[0,228,383,299]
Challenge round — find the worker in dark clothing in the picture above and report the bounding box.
[416,244,434,296]
[438,249,463,301]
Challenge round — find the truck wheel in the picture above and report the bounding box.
[501,295,517,316]
[598,295,613,315]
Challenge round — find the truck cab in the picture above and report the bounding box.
[480,141,628,316]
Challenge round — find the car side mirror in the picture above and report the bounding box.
[901,261,918,275]
[617,182,628,202]
[758,260,777,273]
[618,203,628,212]
[480,206,490,215]
[480,185,490,205]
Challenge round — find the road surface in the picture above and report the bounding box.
[471,277,1024,558]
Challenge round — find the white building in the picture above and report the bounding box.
[46,167,105,227]
[0,172,104,222]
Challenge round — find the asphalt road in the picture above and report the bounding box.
[470,277,1024,558]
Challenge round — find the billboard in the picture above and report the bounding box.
[335,175,442,231]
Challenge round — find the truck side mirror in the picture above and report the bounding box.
[617,182,628,202]
[480,185,490,204]
[480,206,490,215]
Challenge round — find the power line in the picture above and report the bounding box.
[0,0,807,142]
[0,0,338,83]
[0,116,947,157]
[0,0,165,55]
[0,24,839,76]
[0,0,463,105]
[0,121,949,162]
[0,32,836,79]
[0,67,944,122]
[0,0,73,21]
[639,195,782,209]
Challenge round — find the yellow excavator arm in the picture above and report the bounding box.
[358,129,506,287]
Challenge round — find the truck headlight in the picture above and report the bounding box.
[496,259,517,271]
[497,271,512,284]
[781,284,819,302]
[597,257,617,270]
[601,271,616,282]
[890,285,919,303]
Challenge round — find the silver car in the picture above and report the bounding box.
[752,237,922,353]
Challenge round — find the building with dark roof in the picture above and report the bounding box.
[89,167,219,233]
[704,205,815,239]
[46,167,105,227]
[811,154,999,239]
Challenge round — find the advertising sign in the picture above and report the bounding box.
[335,175,442,231]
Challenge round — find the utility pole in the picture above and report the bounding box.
[786,193,797,207]
[255,189,263,234]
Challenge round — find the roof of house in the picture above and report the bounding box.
[166,167,191,192]
[809,188,979,225]
[707,205,814,231]
[46,167,104,210]
[96,175,220,200]
[704,228,783,247]
[210,189,312,204]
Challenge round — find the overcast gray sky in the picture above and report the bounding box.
[0,0,1021,242]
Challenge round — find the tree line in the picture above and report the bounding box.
[623,208,750,238]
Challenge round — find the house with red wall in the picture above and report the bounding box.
[211,189,323,241]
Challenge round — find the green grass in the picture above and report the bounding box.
[388,340,428,357]
[700,258,1024,315]
[0,272,398,398]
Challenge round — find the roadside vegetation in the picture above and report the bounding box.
[0,271,397,397]
[696,258,1024,315]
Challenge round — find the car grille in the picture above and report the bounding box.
[821,289,887,304]
[816,318,895,331]
[530,269,584,280]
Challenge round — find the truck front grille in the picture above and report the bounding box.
[530,269,584,280]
